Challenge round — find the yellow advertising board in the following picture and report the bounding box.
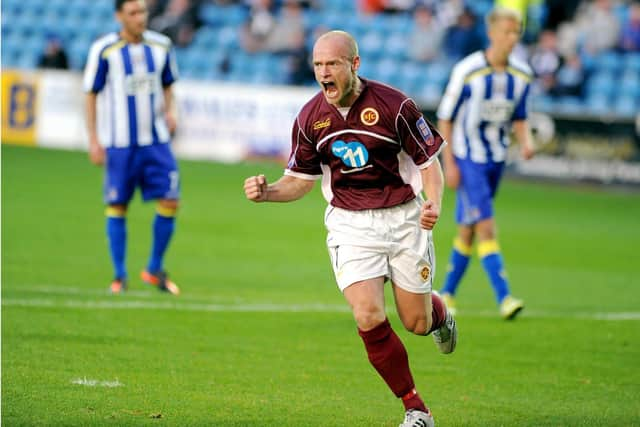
[2,70,39,146]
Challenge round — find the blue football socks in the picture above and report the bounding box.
[146,206,176,274]
[106,207,127,280]
[478,239,510,304]
[441,237,472,296]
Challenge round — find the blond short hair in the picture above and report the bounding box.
[486,6,522,28]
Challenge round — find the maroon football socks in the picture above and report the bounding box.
[358,318,427,412]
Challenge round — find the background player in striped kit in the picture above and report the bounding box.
[436,6,535,319]
[245,30,456,427]
[84,0,180,295]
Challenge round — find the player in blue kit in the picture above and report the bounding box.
[436,7,535,319]
[84,0,180,295]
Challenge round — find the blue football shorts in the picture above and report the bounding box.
[104,143,179,205]
[454,158,505,225]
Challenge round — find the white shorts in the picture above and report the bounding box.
[324,198,435,294]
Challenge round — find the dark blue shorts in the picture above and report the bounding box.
[454,158,505,225]
[104,144,179,205]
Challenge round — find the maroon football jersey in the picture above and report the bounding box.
[285,78,444,210]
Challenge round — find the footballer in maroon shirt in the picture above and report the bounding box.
[244,30,457,427]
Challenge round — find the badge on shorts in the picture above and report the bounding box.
[420,265,431,281]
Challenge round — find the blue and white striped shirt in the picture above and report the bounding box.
[83,30,178,148]
[437,51,532,163]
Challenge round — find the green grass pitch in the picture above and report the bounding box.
[2,145,639,426]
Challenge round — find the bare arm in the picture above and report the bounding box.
[512,120,535,160]
[163,85,177,135]
[85,92,104,166]
[437,119,459,189]
[244,174,315,203]
[419,157,444,230]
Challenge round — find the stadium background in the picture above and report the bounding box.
[2,0,640,426]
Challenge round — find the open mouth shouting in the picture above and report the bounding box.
[321,81,339,101]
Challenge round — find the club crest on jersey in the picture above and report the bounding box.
[420,265,431,281]
[416,117,434,145]
[360,107,379,126]
[331,140,369,168]
[313,118,331,130]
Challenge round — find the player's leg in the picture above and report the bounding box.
[475,218,523,319]
[439,159,484,311]
[106,204,128,293]
[475,162,523,319]
[439,223,474,313]
[104,147,136,293]
[343,278,431,418]
[146,198,178,275]
[139,144,180,295]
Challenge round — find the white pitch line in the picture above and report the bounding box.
[71,377,124,388]
[3,298,640,320]
[2,298,352,313]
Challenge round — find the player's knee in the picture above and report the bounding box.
[157,199,179,216]
[404,315,431,335]
[106,204,127,217]
[353,306,386,331]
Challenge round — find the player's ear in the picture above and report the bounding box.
[352,56,360,72]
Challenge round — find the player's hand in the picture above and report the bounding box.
[521,143,535,160]
[165,111,177,135]
[444,162,460,189]
[244,174,269,202]
[88,140,105,166]
[420,199,440,230]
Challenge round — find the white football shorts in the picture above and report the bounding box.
[324,198,435,294]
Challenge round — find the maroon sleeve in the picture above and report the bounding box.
[286,116,322,176]
[397,99,444,166]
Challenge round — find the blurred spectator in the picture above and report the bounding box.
[149,0,202,47]
[38,34,69,70]
[620,2,640,52]
[241,0,306,54]
[529,29,561,94]
[408,5,445,63]
[430,0,464,29]
[358,0,385,15]
[263,0,305,53]
[552,54,585,97]
[443,8,484,60]
[240,0,277,53]
[285,31,315,85]
[574,0,620,55]
[383,0,415,14]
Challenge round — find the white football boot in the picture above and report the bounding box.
[399,409,435,427]
[432,310,457,354]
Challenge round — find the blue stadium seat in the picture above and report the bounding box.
[191,27,218,49]
[359,31,384,62]
[384,32,409,61]
[585,94,611,115]
[217,26,240,51]
[530,94,554,113]
[623,52,640,73]
[554,96,584,115]
[375,58,397,83]
[585,71,616,99]
[416,81,444,106]
[198,3,225,26]
[425,61,452,87]
[613,96,638,117]
[618,73,640,99]
[595,51,624,74]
